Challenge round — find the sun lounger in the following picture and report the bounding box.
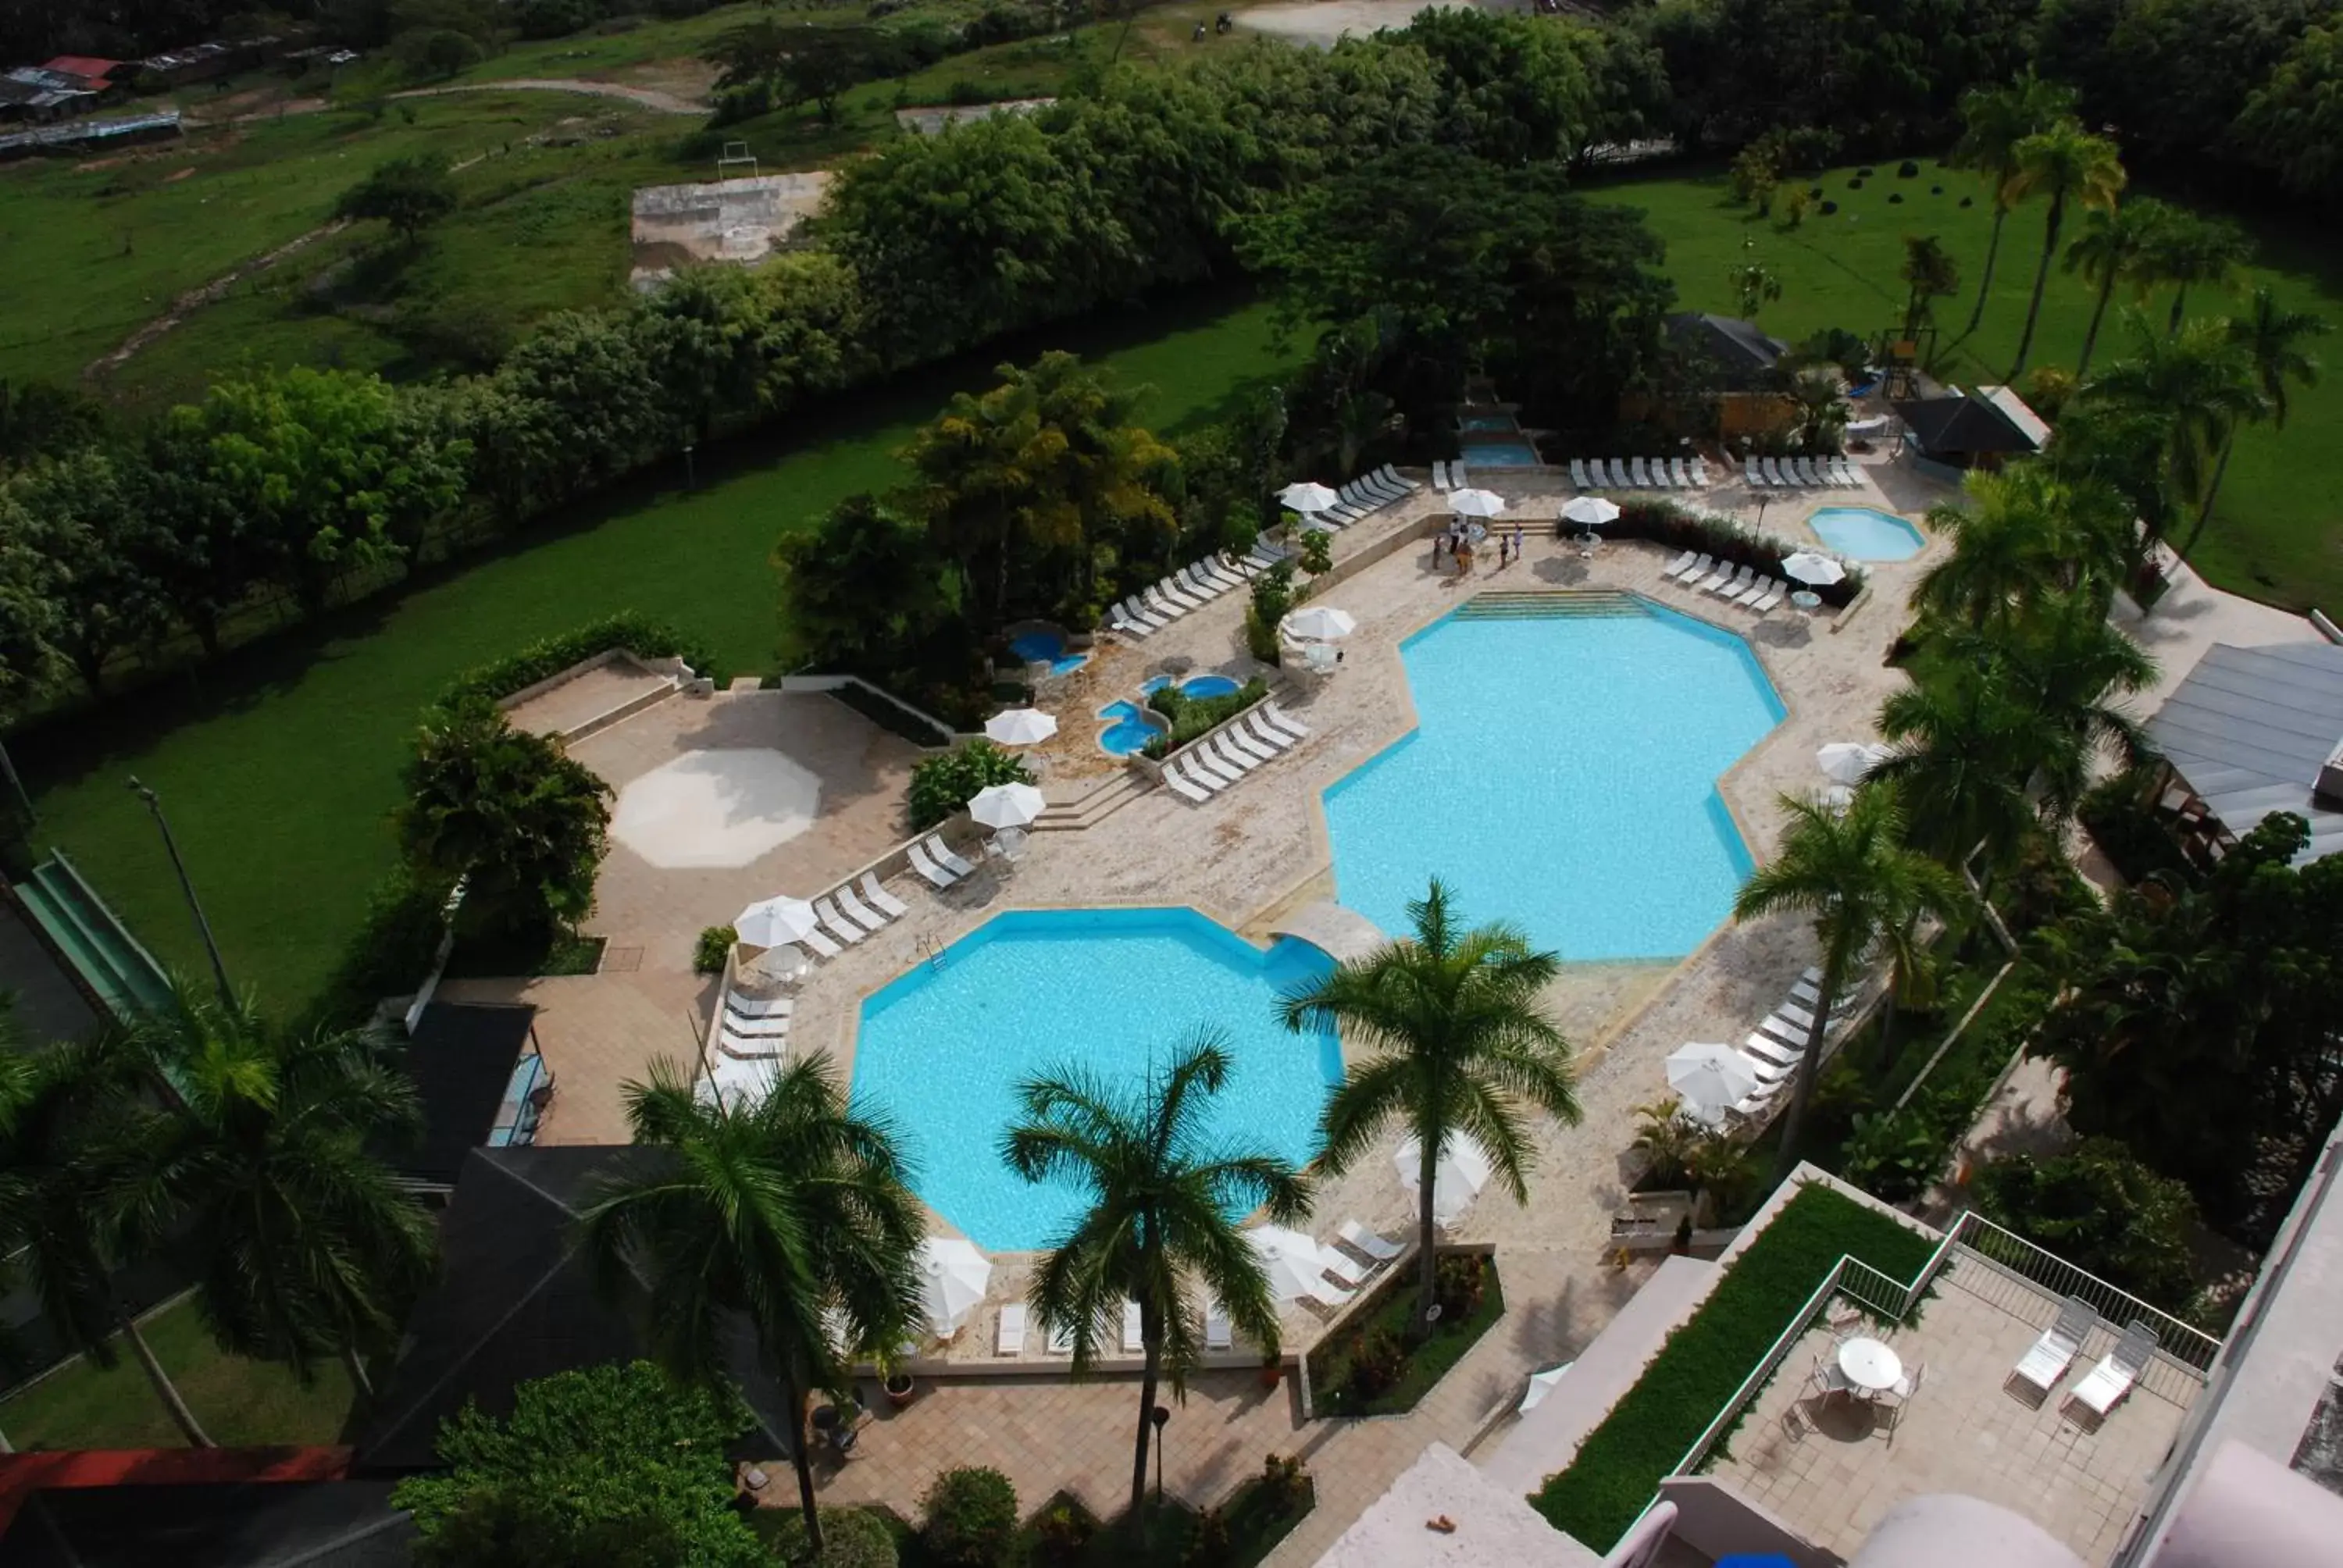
[835,884,889,932]
[1661,548,1699,579]
[1694,559,1736,593]
[1197,558,1246,591]
[725,1007,792,1036]
[1303,1281,1355,1310]
[1727,573,1770,606]
[1320,1249,1368,1290]
[1217,733,1264,772]
[1803,457,1830,486]
[798,924,843,959]
[815,897,865,946]
[1669,552,1713,583]
[1377,464,1418,492]
[856,874,908,922]
[1122,1301,1143,1354]
[907,841,958,889]
[1142,588,1187,622]
[1338,1221,1404,1262]
[923,835,977,879]
[1710,565,1755,598]
[1189,747,1241,786]
[1048,1317,1075,1354]
[1748,580,1785,615]
[1629,457,1651,486]
[1204,1303,1232,1350]
[2066,1321,2158,1421]
[1742,1032,1803,1069]
[1570,458,1590,488]
[1176,565,1221,599]
[728,992,793,1020]
[1746,456,1766,487]
[2010,1295,2098,1399]
[1666,458,1689,487]
[1836,457,1861,486]
[1164,767,1211,804]
[1225,725,1277,764]
[1435,460,1453,490]
[1156,578,1204,611]
[720,1026,786,1060]
[1692,458,1711,486]
[1617,458,1640,487]
[1264,703,1310,738]
[1360,472,1405,504]
[1177,756,1225,795]
[1754,457,1781,486]
[1206,734,1256,774]
[1245,712,1295,752]
[995,1304,1026,1356]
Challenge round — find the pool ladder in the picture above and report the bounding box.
[915,934,946,971]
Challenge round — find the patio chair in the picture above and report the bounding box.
[814,897,864,946]
[1747,579,1787,615]
[1746,456,1767,487]
[834,883,889,932]
[1432,460,1452,490]
[1668,552,1713,583]
[907,840,958,889]
[1630,457,1653,487]
[1337,1220,1403,1263]
[2065,1321,2159,1424]
[1670,458,1693,487]
[800,924,844,959]
[1874,1360,1924,1444]
[1808,1351,1856,1404]
[2009,1295,2098,1402]
[1692,458,1711,486]
[997,1304,1026,1356]
[1377,463,1418,492]
[1570,458,1590,488]
[925,834,978,879]
[859,873,909,921]
[1164,768,1212,805]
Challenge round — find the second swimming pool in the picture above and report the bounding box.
[1808,506,1926,561]
[1325,597,1785,961]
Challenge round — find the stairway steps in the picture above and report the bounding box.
[1457,590,1646,620]
[16,854,174,1020]
[1032,773,1151,832]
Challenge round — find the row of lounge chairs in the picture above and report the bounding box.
[2010,1296,2161,1427]
[1571,456,1711,490]
[1719,966,1851,1121]
[1108,545,1285,639]
[1660,550,1791,615]
[1429,460,1473,492]
[1300,465,1419,529]
[1159,703,1311,804]
[1749,454,1863,489]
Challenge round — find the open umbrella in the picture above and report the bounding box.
[1282,605,1357,641]
[1560,496,1622,526]
[1518,1363,1573,1414]
[1278,481,1341,514]
[1246,1224,1338,1303]
[1449,488,1507,519]
[735,895,818,949]
[1666,1042,1760,1128]
[917,1237,993,1337]
[1395,1132,1494,1225]
[984,707,1058,747]
[968,781,1046,830]
[1781,551,1847,587]
[1817,741,1890,786]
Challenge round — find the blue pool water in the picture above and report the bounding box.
[1096,699,1166,756]
[852,908,1342,1249]
[1009,629,1089,677]
[1464,439,1542,467]
[1325,599,1785,961]
[1460,412,1520,432]
[1808,506,1925,561]
[1140,673,1240,699]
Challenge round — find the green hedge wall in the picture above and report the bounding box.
[434,612,720,711]
[1532,1183,1937,1550]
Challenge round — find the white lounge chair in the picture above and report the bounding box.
[1225,725,1276,764]
[1197,558,1246,592]
[1122,1300,1143,1353]
[906,842,958,889]
[1746,456,1767,487]
[2066,1321,2158,1423]
[815,897,865,946]
[1211,734,1260,774]
[1338,1221,1403,1262]
[1189,747,1241,786]
[723,1009,791,1037]
[1302,1280,1354,1310]
[1692,458,1711,486]
[1264,703,1310,737]
[835,884,889,932]
[1726,573,1770,607]
[1164,768,1211,804]
[1748,579,1786,615]
[1742,1032,1803,1069]
[719,1026,785,1060]
[997,1304,1026,1356]
[1669,552,1713,584]
[1710,565,1755,598]
[1245,712,1295,752]
[1048,1317,1076,1355]
[1157,577,1205,610]
[800,925,843,959]
[1451,461,1471,490]
[1661,458,1683,486]
[858,873,908,920]
[1204,1303,1232,1351]
[1432,460,1451,490]
[1569,458,1590,488]
[1660,548,1697,578]
[1142,587,1188,622]
[1377,464,1418,492]
[1629,457,1652,486]
[1695,559,1736,593]
[1320,1249,1368,1289]
[925,835,977,878]
[1178,756,1226,795]
[727,993,793,1020]
[1837,457,1862,486]
[2010,1295,2098,1401]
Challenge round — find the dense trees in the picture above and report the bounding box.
[337,156,461,245]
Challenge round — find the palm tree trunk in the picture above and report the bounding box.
[2178,431,2238,561]
[2008,198,2064,380]
[2077,272,2117,378]
[1130,1325,1161,1523]
[121,1313,212,1448]
[1771,950,1846,1183]
[779,1365,824,1555]
[1414,1138,1441,1341]
[341,1344,373,1401]
[1962,204,2008,337]
[2167,285,2189,337]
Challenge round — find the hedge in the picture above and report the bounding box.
[1532,1184,1936,1550]
[1606,499,1866,608]
[433,611,720,711]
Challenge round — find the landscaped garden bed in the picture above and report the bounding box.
[1532,1185,1935,1551]
[1304,1251,1504,1417]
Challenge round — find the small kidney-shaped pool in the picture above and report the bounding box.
[1808,505,1926,561]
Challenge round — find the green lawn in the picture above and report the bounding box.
[15,292,1301,1018]
[1593,162,2343,612]
[0,1296,355,1450]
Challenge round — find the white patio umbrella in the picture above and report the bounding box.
[1817,740,1891,786]
[968,781,1046,830]
[1246,1224,1338,1303]
[1518,1363,1573,1415]
[734,895,819,949]
[917,1236,993,1337]
[1781,551,1847,587]
[1394,1132,1494,1226]
[1282,605,1357,642]
[984,707,1058,747]
[1278,480,1341,514]
[1666,1042,1760,1128]
[1448,488,1507,519]
[1560,496,1622,526]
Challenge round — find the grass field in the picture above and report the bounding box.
[1592,160,2343,611]
[15,292,1301,1017]
[0,1297,355,1450]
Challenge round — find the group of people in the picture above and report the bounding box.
[1432,521,1529,576]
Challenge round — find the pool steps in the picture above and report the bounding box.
[1032,772,1151,832]
[1455,590,1646,620]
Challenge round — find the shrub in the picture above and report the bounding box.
[694,925,736,975]
[1025,1495,1097,1566]
[765,1507,900,1568]
[1857,165,1875,176]
[437,612,718,711]
[1807,184,1824,198]
[1974,1139,2203,1313]
[1820,199,1839,215]
[1435,1252,1489,1318]
[1781,187,1812,227]
[1897,159,1920,177]
[1960,194,1974,207]
[920,1467,1018,1566]
[1931,184,1944,194]
[1298,528,1333,575]
[1139,677,1269,757]
[1339,1324,1407,1403]
[907,740,1033,832]
[304,864,455,1031]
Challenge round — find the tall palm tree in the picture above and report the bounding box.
[1947,73,2077,338]
[1003,1033,1307,1523]
[1277,878,1578,1335]
[1732,788,1965,1173]
[1913,463,2136,626]
[0,1027,213,1447]
[1899,234,1961,340]
[580,1057,925,1555]
[2148,212,2250,337]
[2180,289,2329,557]
[116,982,437,1400]
[2087,312,2265,561]
[2063,197,2172,376]
[1869,665,2055,873]
[2002,123,2126,380]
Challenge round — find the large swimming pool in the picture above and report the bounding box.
[851,908,1342,1249]
[1808,505,1926,561]
[1324,596,1785,961]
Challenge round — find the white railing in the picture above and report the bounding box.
[1943,1212,2221,1374]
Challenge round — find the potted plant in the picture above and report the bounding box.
[1259,1353,1282,1390]
[883,1367,916,1407]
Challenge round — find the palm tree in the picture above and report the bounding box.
[116,982,437,1401]
[1947,73,2077,337]
[1278,878,1579,1335]
[2148,212,2250,336]
[1731,788,1964,1173]
[1003,1033,1308,1523]
[580,1057,925,1555]
[1913,463,2136,626]
[1785,367,1848,455]
[1899,234,1961,340]
[2087,312,2265,561]
[2002,123,2126,380]
[0,1027,213,1447]
[1869,667,2051,873]
[1729,240,1783,322]
[2063,197,2173,376]
[2180,289,2329,556]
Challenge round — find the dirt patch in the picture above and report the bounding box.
[1236,0,1527,45]
[86,219,351,378]
[163,166,195,182]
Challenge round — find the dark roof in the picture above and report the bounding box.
[358,1146,793,1470]
[1892,388,2042,456]
[0,1481,412,1568]
[389,1003,534,1185]
[1665,312,1787,391]
[2148,642,2343,863]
